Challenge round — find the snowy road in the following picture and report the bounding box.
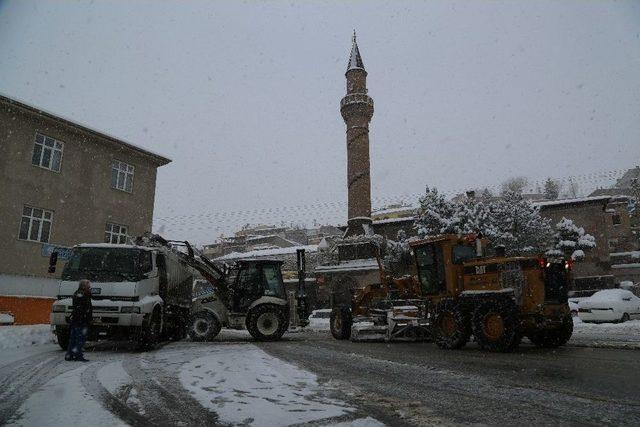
[0,331,383,427]
[1,328,639,426]
[260,332,640,426]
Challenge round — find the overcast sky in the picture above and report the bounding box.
[1,0,639,244]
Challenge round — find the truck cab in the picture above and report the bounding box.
[51,243,192,350]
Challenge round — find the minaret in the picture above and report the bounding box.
[341,32,374,237]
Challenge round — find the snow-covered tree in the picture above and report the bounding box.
[500,176,529,195]
[485,191,554,255]
[547,217,596,260]
[543,178,560,200]
[415,187,553,256]
[415,187,456,237]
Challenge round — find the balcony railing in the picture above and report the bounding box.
[340,93,374,109]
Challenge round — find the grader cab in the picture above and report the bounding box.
[330,234,574,352]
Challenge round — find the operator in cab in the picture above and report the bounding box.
[65,279,93,362]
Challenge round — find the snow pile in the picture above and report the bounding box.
[0,324,55,349]
[180,345,353,426]
[572,318,640,346]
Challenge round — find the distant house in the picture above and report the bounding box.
[534,195,638,289]
[0,93,170,296]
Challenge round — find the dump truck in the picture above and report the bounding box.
[50,235,196,350]
[330,234,573,352]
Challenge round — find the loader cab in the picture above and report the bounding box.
[230,260,287,312]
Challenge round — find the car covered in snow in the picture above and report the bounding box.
[0,312,15,326]
[307,309,331,331]
[568,301,579,316]
[578,289,640,323]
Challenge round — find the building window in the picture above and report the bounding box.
[111,160,134,192]
[19,206,53,243]
[31,133,63,172]
[612,214,621,226]
[105,223,128,244]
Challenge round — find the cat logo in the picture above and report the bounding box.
[475,265,487,275]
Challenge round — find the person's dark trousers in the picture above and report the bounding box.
[66,324,88,360]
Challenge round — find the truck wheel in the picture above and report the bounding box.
[472,299,519,352]
[138,311,162,351]
[56,328,70,351]
[330,307,352,340]
[247,304,288,341]
[189,312,221,342]
[528,314,573,348]
[434,300,470,349]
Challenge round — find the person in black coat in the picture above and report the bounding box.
[65,279,92,361]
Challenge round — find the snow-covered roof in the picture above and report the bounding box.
[611,263,640,269]
[371,205,417,216]
[0,92,171,166]
[610,251,640,258]
[215,245,318,261]
[315,258,379,273]
[533,195,611,208]
[76,243,152,250]
[346,32,365,72]
[372,217,416,225]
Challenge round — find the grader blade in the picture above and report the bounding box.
[350,322,388,342]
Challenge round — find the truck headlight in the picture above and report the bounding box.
[52,305,67,313]
[121,306,141,314]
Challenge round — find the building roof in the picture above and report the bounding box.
[614,166,640,188]
[347,31,365,72]
[215,244,318,261]
[0,93,171,166]
[533,195,611,209]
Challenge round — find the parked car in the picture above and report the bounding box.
[0,312,15,326]
[307,309,331,331]
[568,301,579,317]
[578,289,640,323]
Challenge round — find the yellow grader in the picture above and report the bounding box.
[329,234,574,352]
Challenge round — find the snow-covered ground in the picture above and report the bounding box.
[180,344,358,426]
[571,318,640,348]
[5,365,126,426]
[0,324,55,350]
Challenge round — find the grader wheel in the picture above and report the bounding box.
[434,300,470,349]
[330,307,352,340]
[472,299,520,352]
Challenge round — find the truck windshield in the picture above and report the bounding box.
[263,264,286,298]
[61,247,152,282]
[414,244,446,294]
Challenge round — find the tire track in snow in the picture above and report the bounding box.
[80,361,150,426]
[0,350,67,422]
[121,354,221,426]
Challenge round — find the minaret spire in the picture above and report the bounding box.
[347,30,365,72]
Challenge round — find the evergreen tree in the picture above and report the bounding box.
[485,191,554,255]
[543,178,560,200]
[415,187,456,237]
[547,217,596,260]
